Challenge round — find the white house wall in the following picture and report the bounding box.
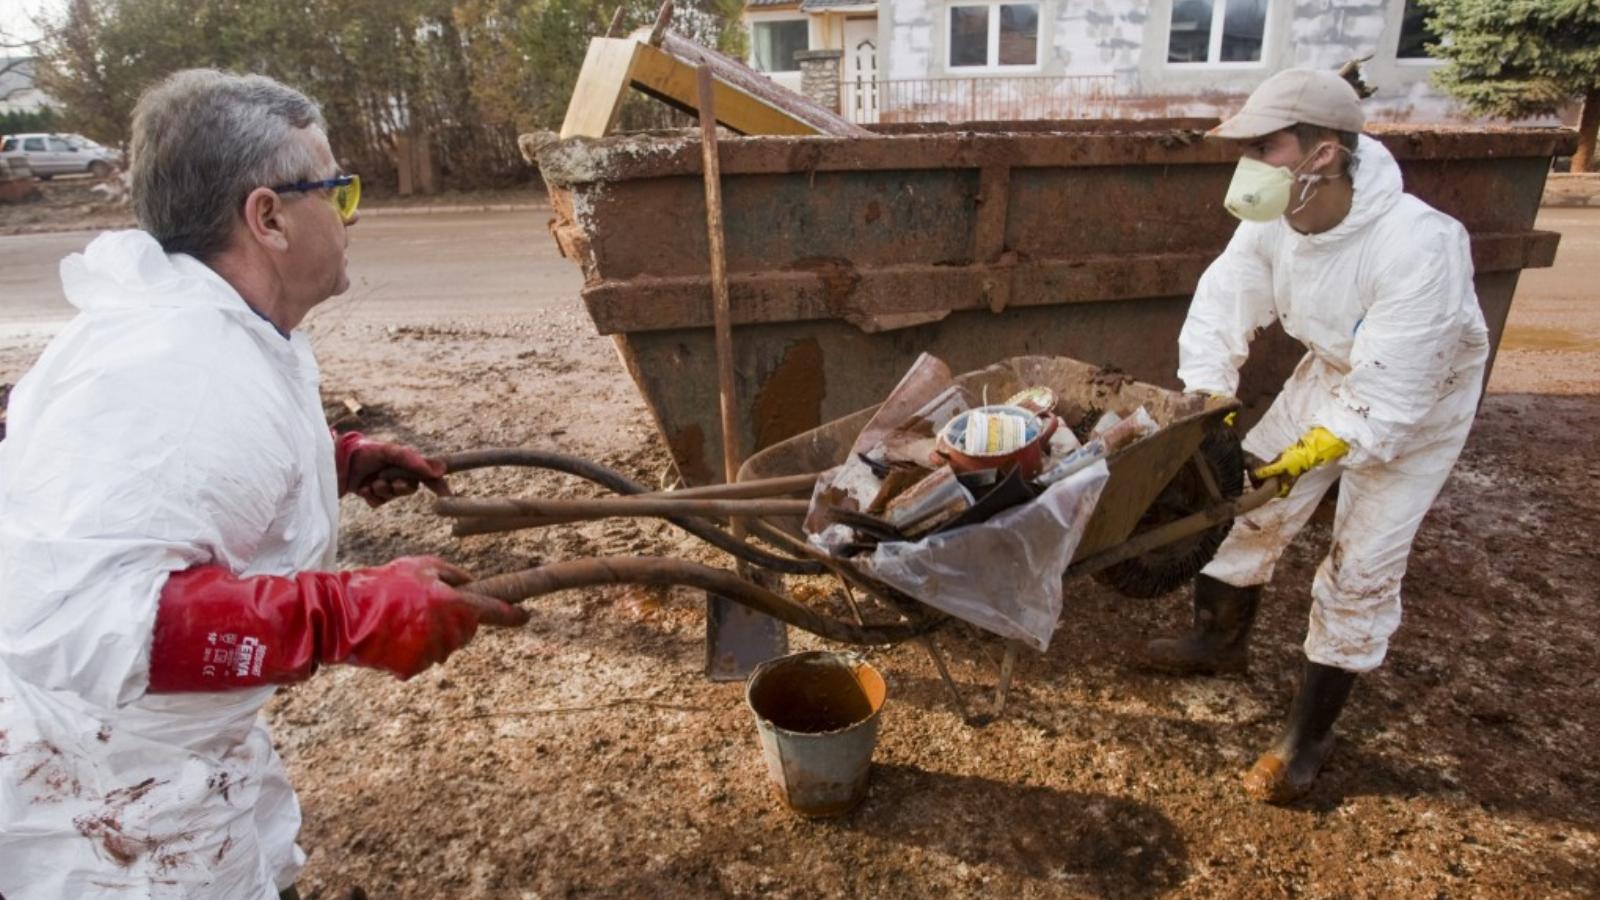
[885,0,934,80]
[871,0,1473,122]
[1050,1,1143,78]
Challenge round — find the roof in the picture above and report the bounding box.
[799,0,876,8]
[746,0,799,8]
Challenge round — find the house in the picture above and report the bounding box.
[0,58,53,115]
[742,0,1460,125]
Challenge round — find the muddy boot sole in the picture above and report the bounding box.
[1241,735,1336,803]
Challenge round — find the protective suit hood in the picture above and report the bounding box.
[60,230,289,344]
[1295,135,1403,247]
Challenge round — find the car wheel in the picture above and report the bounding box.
[89,161,112,178]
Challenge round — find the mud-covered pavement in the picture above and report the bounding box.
[2,209,1598,898]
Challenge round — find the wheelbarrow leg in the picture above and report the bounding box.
[991,641,1023,718]
[920,635,977,725]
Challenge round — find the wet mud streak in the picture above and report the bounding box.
[752,338,826,451]
[667,424,712,486]
[19,740,83,801]
[72,777,175,869]
[208,770,237,803]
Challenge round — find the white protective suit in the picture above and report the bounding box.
[1178,135,1488,672]
[0,230,339,897]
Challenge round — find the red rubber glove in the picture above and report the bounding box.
[334,430,449,507]
[148,556,528,692]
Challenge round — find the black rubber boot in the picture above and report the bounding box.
[1242,661,1358,803]
[1141,574,1261,675]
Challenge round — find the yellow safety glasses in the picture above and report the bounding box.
[270,173,361,223]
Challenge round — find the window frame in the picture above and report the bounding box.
[750,16,812,74]
[945,1,1043,73]
[1393,0,1444,68]
[1165,0,1272,69]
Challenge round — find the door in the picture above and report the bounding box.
[21,136,53,175]
[47,136,80,174]
[843,18,879,124]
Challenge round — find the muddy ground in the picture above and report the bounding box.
[1,208,1597,898]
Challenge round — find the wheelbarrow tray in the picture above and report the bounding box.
[738,355,1232,562]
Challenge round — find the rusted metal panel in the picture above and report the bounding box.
[579,233,1555,335]
[539,123,1576,185]
[537,120,1576,485]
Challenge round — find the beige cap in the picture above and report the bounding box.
[1208,68,1366,139]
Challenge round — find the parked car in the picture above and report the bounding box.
[0,132,121,179]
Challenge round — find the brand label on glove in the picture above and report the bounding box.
[202,632,268,679]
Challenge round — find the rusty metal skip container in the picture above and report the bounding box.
[745,651,887,817]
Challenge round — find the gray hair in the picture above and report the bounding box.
[130,69,328,261]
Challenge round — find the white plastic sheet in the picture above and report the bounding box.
[865,460,1109,652]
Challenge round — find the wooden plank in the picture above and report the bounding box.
[653,31,869,136]
[560,37,642,139]
[627,42,819,137]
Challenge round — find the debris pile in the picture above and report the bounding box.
[802,354,1159,649]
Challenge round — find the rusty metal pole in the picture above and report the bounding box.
[697,66,741,488]
[696,64,788,679]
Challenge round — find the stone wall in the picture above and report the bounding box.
[795,49,843,114]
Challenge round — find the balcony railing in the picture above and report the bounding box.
[840,75,1120,125]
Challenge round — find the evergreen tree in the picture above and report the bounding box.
[1423,0,1600,171]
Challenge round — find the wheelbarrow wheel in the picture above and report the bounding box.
[1094,422,1245,599]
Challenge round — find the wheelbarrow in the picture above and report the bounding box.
[434,356,1282,722]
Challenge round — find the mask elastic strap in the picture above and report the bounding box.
[1289,143,1350,215]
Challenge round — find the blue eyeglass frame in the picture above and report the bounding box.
[270,174,357,194]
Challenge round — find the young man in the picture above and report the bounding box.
[1148,68,1489,802]
[0,70,527,897]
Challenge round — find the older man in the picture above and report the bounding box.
[1146,69,1488,803]
[0,70,526,898]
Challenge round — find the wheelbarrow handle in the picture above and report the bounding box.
[417,447,828,577]
[1065,477,1282,580]
[468,556,942,647]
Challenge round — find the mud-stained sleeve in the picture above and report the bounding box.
[1314,219,1476,466]
[1177,222,1280,396]
[0,336,288,709]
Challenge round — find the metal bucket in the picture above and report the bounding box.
[745,651,887,817]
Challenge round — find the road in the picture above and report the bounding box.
[2,207,1597,390]
[0,208,584,339]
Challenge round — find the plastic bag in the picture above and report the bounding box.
[865,460,1110,651]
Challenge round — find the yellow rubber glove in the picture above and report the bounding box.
[1253,426,1349,496]
[1193,391,1239,428]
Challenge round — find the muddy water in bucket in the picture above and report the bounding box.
[746,651,887,817]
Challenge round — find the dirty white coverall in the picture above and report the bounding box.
[1178,135,1488,672]
[0,230,337,897]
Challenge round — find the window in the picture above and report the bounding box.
[24,137,45,152]
[1168,0,1268,64]
[1,138,15,152]
[753,20,809,73]
[948,3,1039,69]
[48,137,74,152]
[1396,0,1439,60]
